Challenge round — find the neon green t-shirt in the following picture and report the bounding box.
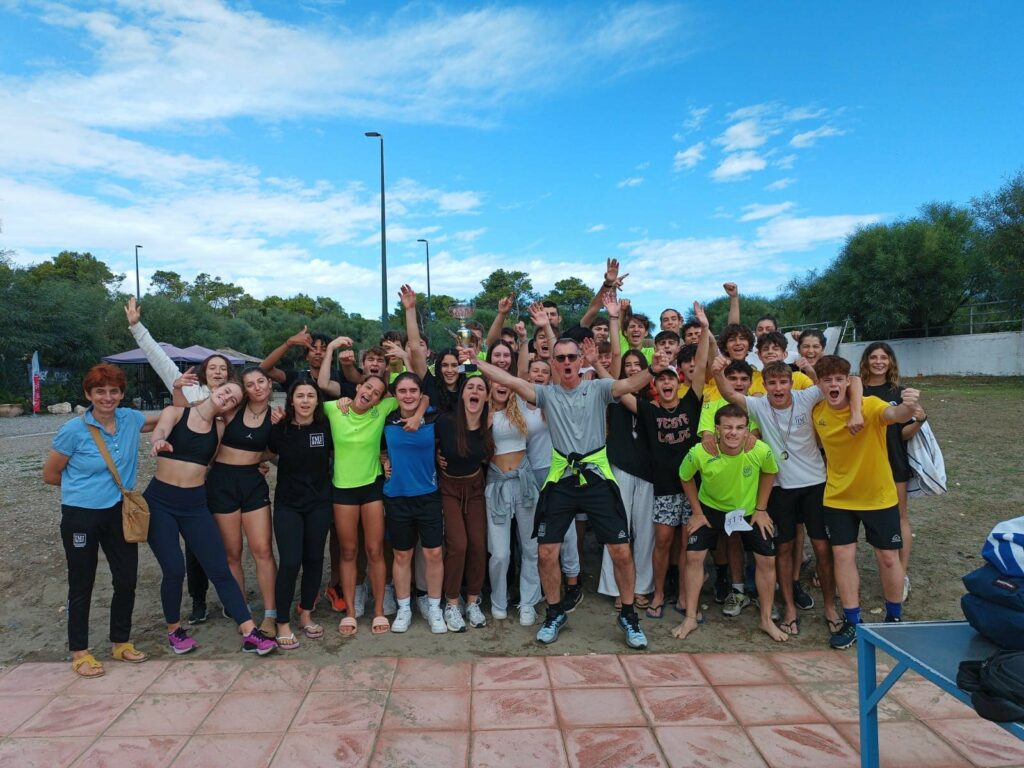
[679,440,778,515]
[325,398,398,488]
[697,397,760,437]
[619,331,654,363]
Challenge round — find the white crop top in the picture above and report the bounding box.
[492,408,527,455]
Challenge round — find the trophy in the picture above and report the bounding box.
[449,302,477,372]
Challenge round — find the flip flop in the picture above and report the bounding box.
[301,622,324,639]
[371,616,390,635]
[111,642,148,664]
[276,633,300,650]
[338,617,358,637]
[779,618,800,636]
[672,605,707,624]
[826,617,844,634]
[634,594,651,610]
[645,603,665,619]
[72,653,105,678]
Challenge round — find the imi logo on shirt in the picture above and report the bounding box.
[309,433,325,448]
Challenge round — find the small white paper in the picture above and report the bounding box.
[724,509,753,536]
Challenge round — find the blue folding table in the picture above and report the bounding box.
[857,620,1024,768]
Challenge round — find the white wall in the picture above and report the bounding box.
[838,332,1024,376]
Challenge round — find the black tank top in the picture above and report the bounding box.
[157,408,219,465]
[220,406,272,452]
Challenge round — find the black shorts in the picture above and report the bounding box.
[823,505,903,549]
[686,507,776,557]
[768,483,826,544]
[333,475,385,507]
[384,492,444,550]
[535,472,629,546]
[206,463,270,514]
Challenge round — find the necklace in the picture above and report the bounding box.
[247,404,269,420]
[769,402,795,461]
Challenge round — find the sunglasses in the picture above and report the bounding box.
[553,353,580,363]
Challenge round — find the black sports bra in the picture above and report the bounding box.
[157,408,219,466]
[220,406,272,452]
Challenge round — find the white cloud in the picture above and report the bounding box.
[673,142,705,171]
[453,227,487,242]
[775,154,797,170]
[753,214,884,252]
[713,119,767,152]
[680,104,711,134]
[783,106,827,122]
[585,223,608,233]
[710,151,766,182]
[739,201,795,222]
[791,125,846,148]
[617,176,644,188]
[635,161,650,170]
[764,177,796,191]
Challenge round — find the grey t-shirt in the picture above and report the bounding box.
[745,387,825,489]
[534,378,616,457]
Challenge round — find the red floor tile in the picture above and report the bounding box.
[889,680,979,720]
[796,681,912,723]
[563,727,667,768]
[655,725,769,768]
[391,657,472,690]
[693,653,785,686]
[472,689,558,730]
[198,690,304,734]
[271,731,376,768]
[0,736,93,768]
[926,717,1024,768]
[0,662,75,695]
[835,720,973,768]
[0,694,53,737]
[473,656,550,689]
[70,736,186,768]
[65,660,171,695]
[716,684,826,726]
[637,686,733,727]
[383,689,471,730]
[470,728,568,768]
[146,660,243,694]
[370,730,468,767]
[745,723,859,768]
[106,693,221,736]
[769,652,857,684]
[228,659,318,693]
[546,655,628,688]
[15,693,137,737]
[311,657,397,691]
[553,687,645,728]
[170,733,281,768]
[620,653,708,687]
[290,690,387,732]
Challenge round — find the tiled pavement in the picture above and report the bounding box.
[1,652,1022,768]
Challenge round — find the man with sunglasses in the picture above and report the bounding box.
[470,334,673,650]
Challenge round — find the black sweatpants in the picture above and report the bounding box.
[60,502,138,652]
[274,503,332,618]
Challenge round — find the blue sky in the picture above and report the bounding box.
[1,1,1022,321]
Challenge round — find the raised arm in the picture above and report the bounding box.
[486,295,514,350]
[472,353,538,404]
[581,258,628,327]
[611,349,667,399]
[514,321,530,380]
[687,301,711,395]
[711,354,746,409]
[400,285,429,378]
[260,326,313,385]
[724,282,740,325]
[527,302,558,354]
[126,297,207,405]
[604,293,623,379]
[883,387,919,425]
[581,337,612,380]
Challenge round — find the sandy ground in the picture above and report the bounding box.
[1,376,1021,664]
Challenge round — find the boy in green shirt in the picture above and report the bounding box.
[672,403,787,643]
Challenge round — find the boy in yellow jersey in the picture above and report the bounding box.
[812,355,920,650]
[750,332,815,394]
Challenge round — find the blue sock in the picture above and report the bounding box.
[843,606,861,625]
[885,601,902,621]
[263,609,277,619]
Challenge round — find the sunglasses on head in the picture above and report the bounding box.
[553,353,580,363]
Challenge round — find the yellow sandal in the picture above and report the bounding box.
[112,642,148,664]
[72,653,105,678]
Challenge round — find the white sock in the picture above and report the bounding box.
[398,597,411,610]
[428,597,441,609]
[732,583,745,594]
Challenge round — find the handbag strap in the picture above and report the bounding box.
[82,414,127,493]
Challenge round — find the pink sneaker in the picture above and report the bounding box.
[168,627,197,654]
[241,628,277,656]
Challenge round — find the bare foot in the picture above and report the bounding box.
[671,617,700,640]
[760,619,789,642]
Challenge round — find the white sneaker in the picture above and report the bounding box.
[491,605,508,620]
[428,605,448,634]
[444,603,466,633]
[383,583,398,616]
[466,600,487,628]
[519,604,537,627]
[417,594,431,619]
[392,605,413,633]
[354,583,366,619]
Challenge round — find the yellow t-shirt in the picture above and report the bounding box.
[813,395,896,510]
[749,370,813,396]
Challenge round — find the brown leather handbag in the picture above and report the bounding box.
[85,421,150,543]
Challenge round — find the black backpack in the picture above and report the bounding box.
[958,650,1024,723]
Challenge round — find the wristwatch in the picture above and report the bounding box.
[910,415,927,424]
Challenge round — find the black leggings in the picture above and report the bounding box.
[60,502,138,652]
[274,503,332,618]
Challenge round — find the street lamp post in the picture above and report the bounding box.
[417,238,432,320]
[364,132,388,330]
[134,244,143,300]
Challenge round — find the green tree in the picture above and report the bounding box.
[188,273,248,315]
[972,170,1024,302]
[26,251,124,291]
[473,269,537,316]
[542,277,594,318]
[150,270,189,301]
